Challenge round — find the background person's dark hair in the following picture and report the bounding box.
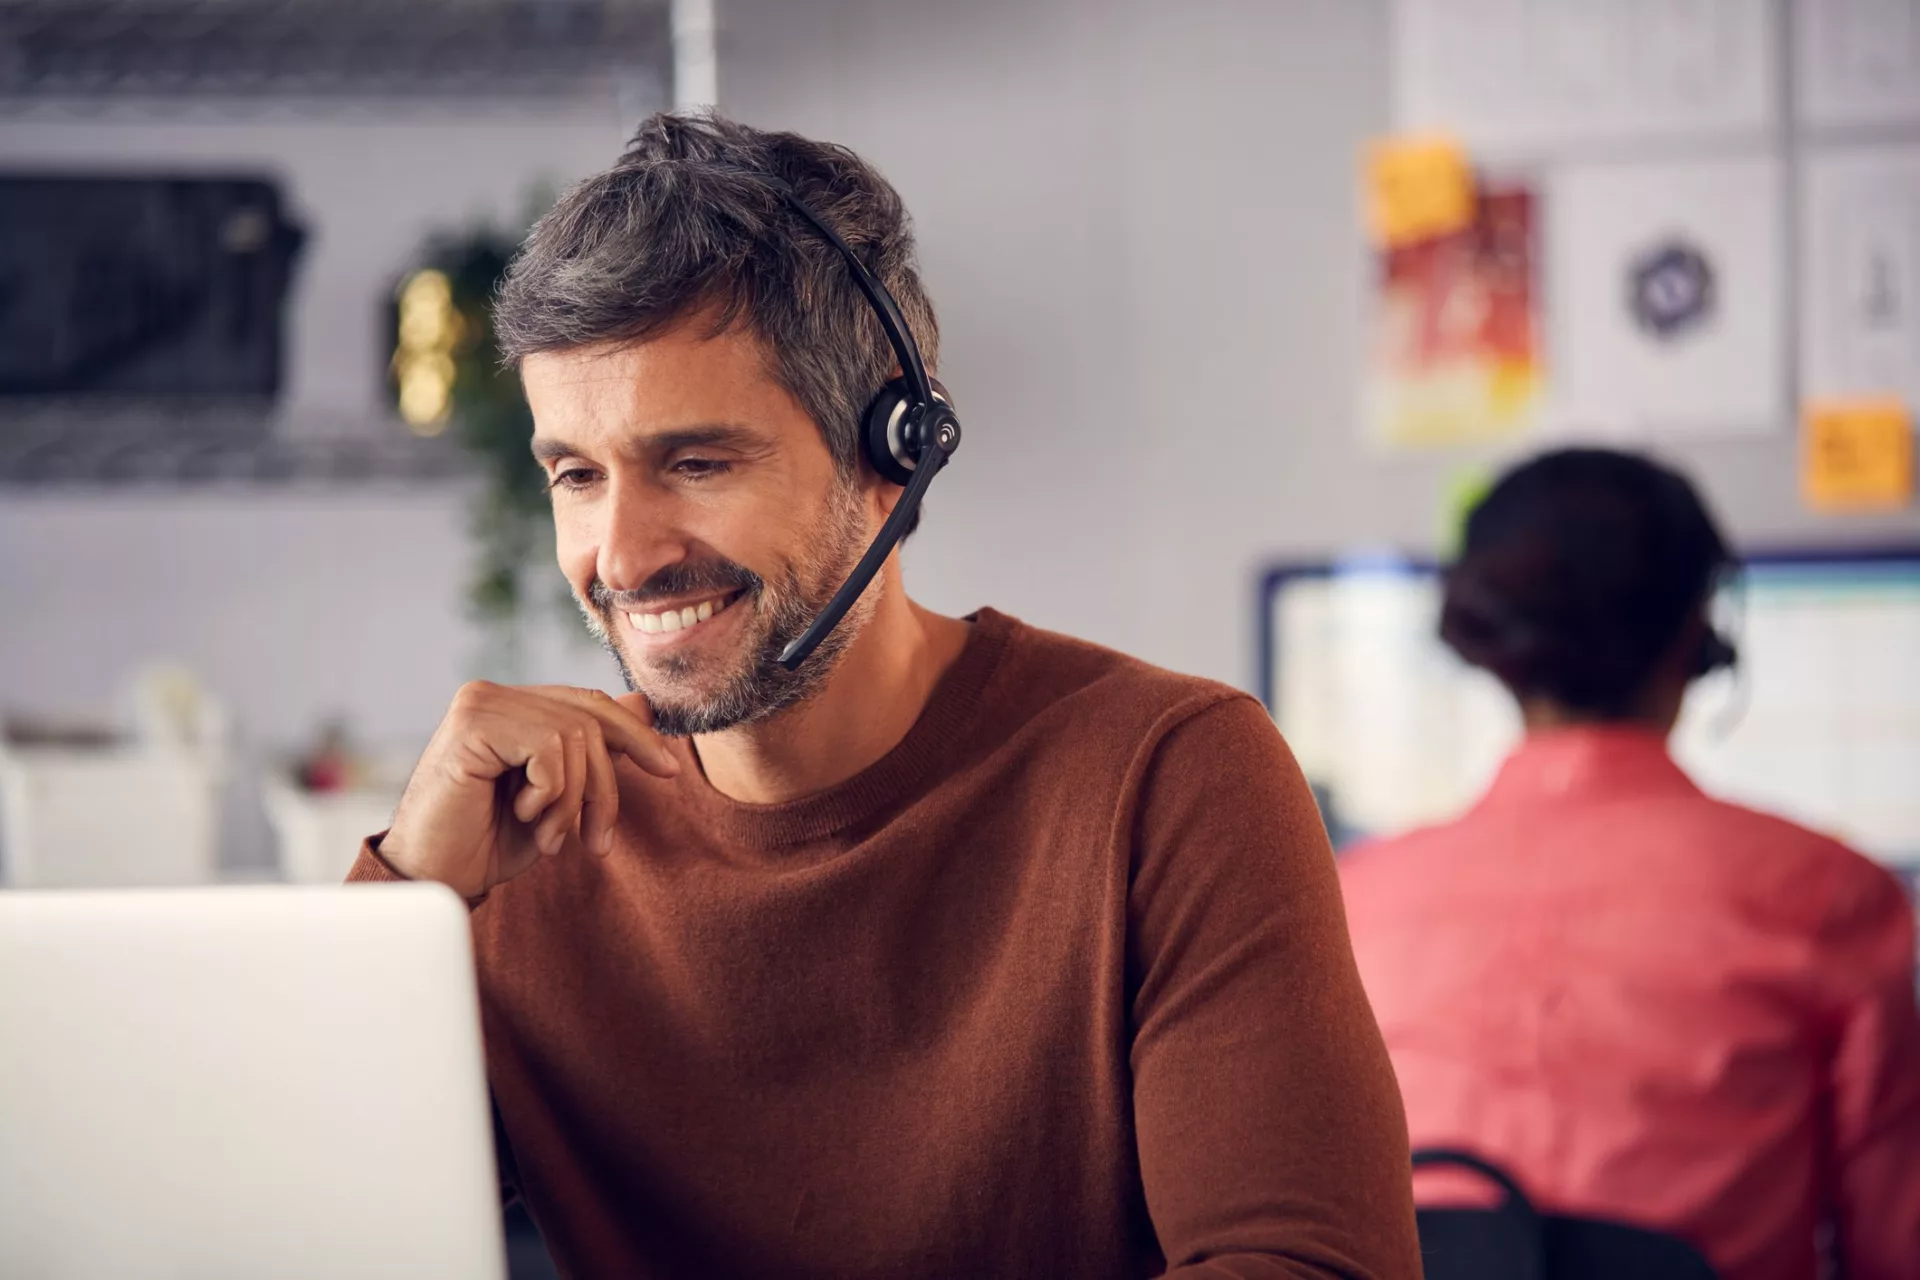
[1439,448,1736,719]
[494,111,940,531]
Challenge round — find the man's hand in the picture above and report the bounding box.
[380,683,680,901]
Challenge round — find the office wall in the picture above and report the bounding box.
[0,98,651,866]
[717,0,1920,689]
[6,2,1919,863]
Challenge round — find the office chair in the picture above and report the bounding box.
[1412,1148,1719,1280]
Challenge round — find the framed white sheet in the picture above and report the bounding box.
[1801,145,1920,404]
[1392,0,1780,154]
[1547,154,1788,436]
[1794,0,1920,130]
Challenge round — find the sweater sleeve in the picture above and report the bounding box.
[1821,861,1920,1279]
[345,833,490,909]
[345,836,407,884]
[1127,695,1420,1279]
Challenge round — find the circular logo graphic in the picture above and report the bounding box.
[1627,240,1716,339]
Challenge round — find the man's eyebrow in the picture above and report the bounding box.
[530,437,583,464]
[647,424,764,453]
[529,424,762,464]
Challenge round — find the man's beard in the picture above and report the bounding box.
[576,480,876,737]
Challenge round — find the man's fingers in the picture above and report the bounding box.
[444,687,671,868]
[533,728,589,856]
[516,727,567,825]
[392,681,657,901]
[528,686,680,779]
[579,720,620,857]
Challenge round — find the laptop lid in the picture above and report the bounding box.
[0,883,505,1280]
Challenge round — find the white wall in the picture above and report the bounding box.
[717,0,1920,689]
[0,486,612,737]
[0,97,654,868]
[8,2,1920,865]
[0,484,626,871]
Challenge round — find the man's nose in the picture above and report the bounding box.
[594,475,684,593]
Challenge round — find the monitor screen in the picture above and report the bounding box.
[1260,548,1920,870]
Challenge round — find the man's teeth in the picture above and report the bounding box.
[627,596,726,636]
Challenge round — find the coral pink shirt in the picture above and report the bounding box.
[1339,726,1920,1280]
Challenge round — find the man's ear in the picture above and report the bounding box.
[872,460,905,514]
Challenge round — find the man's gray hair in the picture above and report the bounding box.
[495,112,940,485]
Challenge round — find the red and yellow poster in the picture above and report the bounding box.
[1366,172,1544,450]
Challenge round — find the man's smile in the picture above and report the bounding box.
[621,588,749,647]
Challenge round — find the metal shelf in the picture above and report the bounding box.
[0,0,669,101]
[0,401,471,484]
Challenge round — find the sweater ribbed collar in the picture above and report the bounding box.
[674,607,1015,849]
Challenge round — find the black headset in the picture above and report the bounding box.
[762,179,962,670]
[1693,623,1738,679]
[1649,468,1739,682]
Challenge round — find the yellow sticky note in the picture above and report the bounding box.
[1802,397,1916,511]
[1366,135,1476,248]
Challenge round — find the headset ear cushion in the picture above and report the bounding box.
[1693,629,1738,678]
[862,378,956,486]
[862,379,917,486]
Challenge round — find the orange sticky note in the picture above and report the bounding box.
[1802,397,1916,511]
[1366,135,1476,248]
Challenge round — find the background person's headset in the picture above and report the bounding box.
[1692,570,1746,739]
[1693,618,1738,679]
[759,177,962,670]
[1651,467,1740,682]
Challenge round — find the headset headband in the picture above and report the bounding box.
[764,180,936,412]
[754,175,960,671]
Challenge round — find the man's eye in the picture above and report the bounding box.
[672,458,732,479]
[546,467,600,492]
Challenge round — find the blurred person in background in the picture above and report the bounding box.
[349,113,1420,1278]
[1339,448,1920,1280]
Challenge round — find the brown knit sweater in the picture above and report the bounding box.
[349,609,1418,1278]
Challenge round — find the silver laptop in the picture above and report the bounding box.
[0,884,506,1280]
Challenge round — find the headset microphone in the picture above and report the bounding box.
[765,180,961,671]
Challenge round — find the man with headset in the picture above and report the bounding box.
[350,113,1419,1278]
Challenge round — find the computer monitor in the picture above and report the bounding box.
[1258,545,1920,869]
[0,883,505,1280]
